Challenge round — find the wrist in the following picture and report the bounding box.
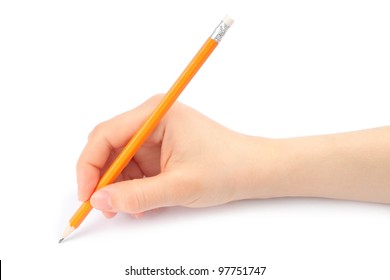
[233,135,292,200]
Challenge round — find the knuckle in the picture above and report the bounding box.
[147,94,165,106]
[88,122,106,140]
[150,93,165,101]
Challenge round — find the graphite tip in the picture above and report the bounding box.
[59,223,75,243]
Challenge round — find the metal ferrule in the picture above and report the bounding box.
[210,21,230,43]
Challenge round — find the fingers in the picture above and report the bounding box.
[103,211,117,219]
[102,210,143,219]
[90,171,195,214]
[77,160,101,201]
[77,95,165,201]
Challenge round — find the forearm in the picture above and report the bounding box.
[247,127,390,204]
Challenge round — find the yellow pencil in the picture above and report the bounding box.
[59,15,234,243]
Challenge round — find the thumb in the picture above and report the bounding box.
[90,172,191,214]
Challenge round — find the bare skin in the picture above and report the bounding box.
[76,95,390,218]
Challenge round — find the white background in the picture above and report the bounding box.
[1,0,389,279]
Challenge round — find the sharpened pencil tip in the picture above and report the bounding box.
[60,223,75,243]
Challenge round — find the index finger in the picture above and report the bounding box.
[76,95,165,201]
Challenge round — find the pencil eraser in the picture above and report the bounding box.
[223,15,234,27]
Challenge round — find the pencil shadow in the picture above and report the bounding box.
[60,196,390,243]
[64,197,292,242]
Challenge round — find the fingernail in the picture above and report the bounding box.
[133,212,144,219]
[78,189,85,202]
[91,191,112,211]
[103,211,116,219]
[77,179,89,202]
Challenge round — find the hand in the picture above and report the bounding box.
[77,95,283,218]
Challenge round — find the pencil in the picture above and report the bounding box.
[59,15,234,243]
